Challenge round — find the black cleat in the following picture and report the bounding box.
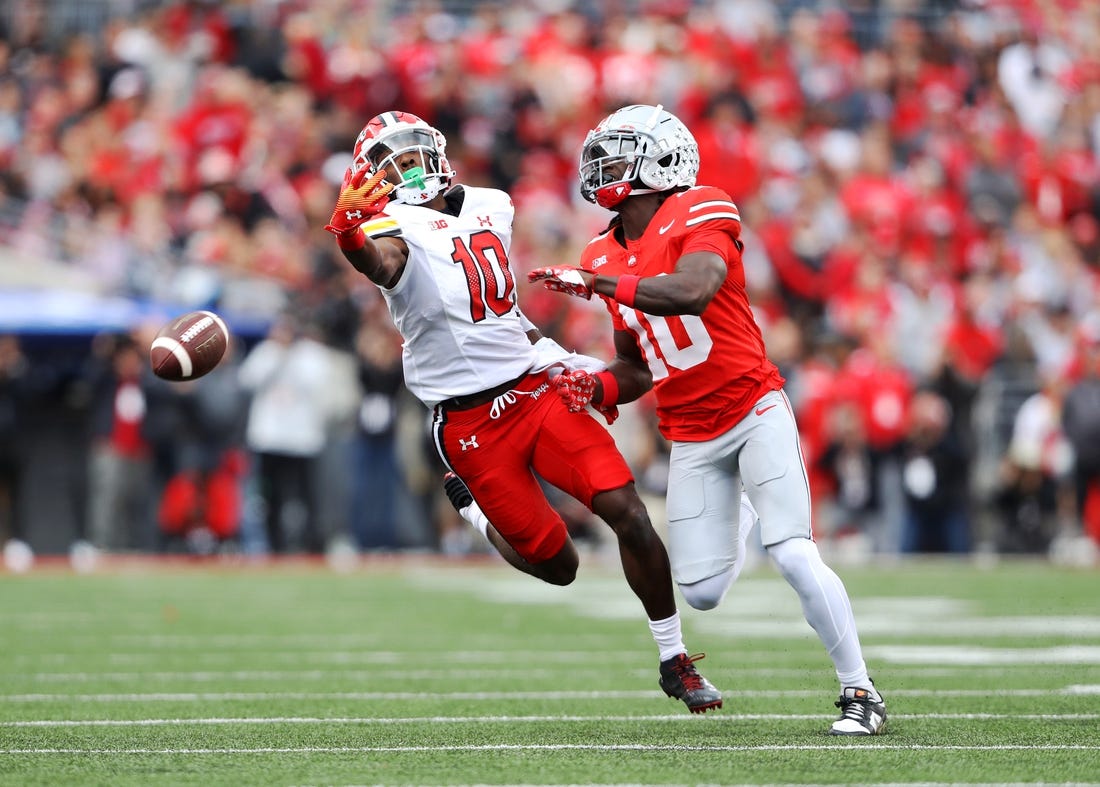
[658,652,723,713]
[443,472,473,512]
[829,684,887,735]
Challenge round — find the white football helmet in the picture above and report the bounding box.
[579,104,700,208]
[352,111,455,205]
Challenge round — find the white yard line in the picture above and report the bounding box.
[2,687,1095,702]
[5,664,1091,683]
[4,713,1100,727]
[3,744,1100,754]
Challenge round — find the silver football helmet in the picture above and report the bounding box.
[352,111,455,205]
[579,104,700,208]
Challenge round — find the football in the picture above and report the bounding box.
[149,310,230,381]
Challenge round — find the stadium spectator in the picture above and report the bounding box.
[899,389,972,553]
[998,370,1074,553]
[348,315,405,552]
[815,399,878,545]
[83,332,179,552]
[237,312,333,554]
[997,17,1073,142]
[157,338,249,554]
[323,109,722,714]
[1062,318,1100,546]
[0,335,29,562]
[529,104,886,735]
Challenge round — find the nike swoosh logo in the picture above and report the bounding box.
[755,404,777,416]
[658,220,675,234]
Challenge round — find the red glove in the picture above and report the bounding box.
[554,369,597,412]
[324,166,394,238]
[552,370,619,425]
[528,266,596,300]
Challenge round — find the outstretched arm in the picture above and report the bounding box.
[324,166,407,288]
[529,251,727,316]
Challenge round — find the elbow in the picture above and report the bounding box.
[679,290,714,316]
[684,296,710,316]
[673,278,720,316]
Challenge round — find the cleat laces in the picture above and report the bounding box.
[836,694,866,723]
[830,685,886,735]
[670,653,707,690]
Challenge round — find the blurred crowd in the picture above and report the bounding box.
[3,0,1100,566]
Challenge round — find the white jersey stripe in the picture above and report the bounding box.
[685,212,741,227]
[688,200,737,212]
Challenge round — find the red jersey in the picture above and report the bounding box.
[580,186,785,441]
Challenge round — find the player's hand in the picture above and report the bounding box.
[554,370,620,425]
[324,166,394,237]
[594,403,619,425]
[528,266,596,300]
[553,369,598,412]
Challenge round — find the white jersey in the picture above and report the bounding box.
[360,185,537,407]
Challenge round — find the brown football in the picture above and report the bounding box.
[149,310,230,381]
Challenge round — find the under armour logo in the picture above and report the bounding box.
[345,210,363,220]
[477,215,493,227]
[459,436,480,451]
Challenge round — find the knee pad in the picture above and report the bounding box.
[766,536,822,583]
[678,571,734,611]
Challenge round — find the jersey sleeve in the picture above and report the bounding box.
[674,186,742,250]
[682,228,742,267]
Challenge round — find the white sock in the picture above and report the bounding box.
[766,537,872,690]
[460,501,490,539]
[648,611,686,662]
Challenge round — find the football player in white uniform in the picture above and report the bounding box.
[323,111,722,713]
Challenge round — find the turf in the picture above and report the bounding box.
[1,554,1098,786]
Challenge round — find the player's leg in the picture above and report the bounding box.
[664,432,756,611]
[442,470,578,585]
[677,491,759,609]
[742,390,886,735]
[532,404,722,713]
[434,404,578,586]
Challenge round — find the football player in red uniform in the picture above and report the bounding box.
[324,110,721,713]
[529,104,886,735]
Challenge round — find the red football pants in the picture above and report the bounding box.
[433,372,634,563]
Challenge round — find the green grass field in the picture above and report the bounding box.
[2,553,1098,786]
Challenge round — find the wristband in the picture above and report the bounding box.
[595,371,619,406]
[613,274,641,307]
[336,229,366,251]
